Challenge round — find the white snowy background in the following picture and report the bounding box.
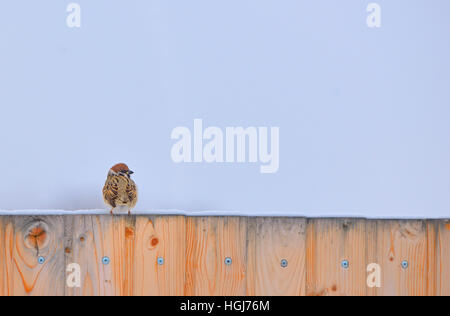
[0,1,449,218]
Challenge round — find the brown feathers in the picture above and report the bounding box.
[111,163,130,173]
[103,164,138,215]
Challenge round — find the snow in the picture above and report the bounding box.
[0,209,446,219]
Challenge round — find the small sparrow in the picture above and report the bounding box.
[103,163,138,215]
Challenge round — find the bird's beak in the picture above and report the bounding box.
[128,170,134,175]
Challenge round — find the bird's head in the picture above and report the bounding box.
[109,163,134,177]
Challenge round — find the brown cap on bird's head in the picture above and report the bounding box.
[111,163,134,175]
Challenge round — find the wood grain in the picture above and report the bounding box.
[247,217,306,295]
[0,217,9,296]
[306,219,367,296]
[134,216,186,295]
[433,220,450,296]
[65,215,135,296]
[1,216,66,296]
[0,216,448,296]
[185,217,248,296]
[367,220,428,296]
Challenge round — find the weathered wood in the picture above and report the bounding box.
[0,216,448,296]
[367,220,429,296]
[0,216,65,296]
[247,218,306,295]
[426,221,438,296]
[306,219,367,296]
[433,220,450,296]
[185,217,248,296]
[65,215,135,296]
[134,216,186,295]
[0,217,9,296]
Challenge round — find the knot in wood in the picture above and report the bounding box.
[147,235,159,250]
[125,227,135,240]
[25,222,49,250]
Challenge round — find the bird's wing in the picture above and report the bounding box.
[103,177,119,207]
[126,179,138,205]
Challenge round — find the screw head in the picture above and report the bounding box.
[401,260,409,269]
[102,256,110,265]
[225,257,232,265]
[157,257,164,265]
[341,260,349,269]
[38,256,45,264]
[281,259,288,268]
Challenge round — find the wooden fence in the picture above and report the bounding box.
[0,215,448,296]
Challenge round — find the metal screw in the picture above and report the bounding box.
[38,256,45,264]
[102,256,110,265]
[225,257,232,265]
[401,260,409,269]
[157,257,164,265]
[281,259,288,268]
[341,260,349,269]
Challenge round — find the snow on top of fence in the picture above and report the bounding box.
[0,209,446,219]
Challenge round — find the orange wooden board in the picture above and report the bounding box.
[134,216,186,295]
[0,216,448,296]
[0,216,65,296]
[185,217,248,296]
[367,220,429,296]
[306,219,367,296]
[247,217,306,295]
[65,215,135,296]
[434,220,450,296]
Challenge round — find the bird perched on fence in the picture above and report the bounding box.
[103,163,138,215]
